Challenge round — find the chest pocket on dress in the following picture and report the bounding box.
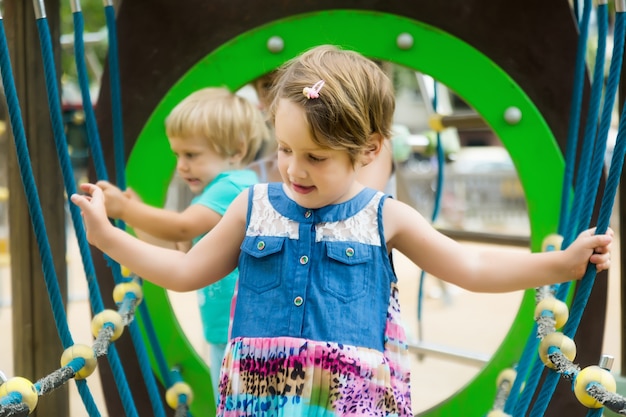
[322,241,372,303]
[239,236,284,293]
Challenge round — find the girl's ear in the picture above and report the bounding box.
[361,133,384,166]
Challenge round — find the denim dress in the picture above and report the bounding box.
[217,183,412,417]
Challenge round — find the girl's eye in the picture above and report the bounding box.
[278,146,291,154]
[309,155,325,162]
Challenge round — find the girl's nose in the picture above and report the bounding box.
[287,159,305,179]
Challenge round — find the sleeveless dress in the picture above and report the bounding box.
[217,183,412,416]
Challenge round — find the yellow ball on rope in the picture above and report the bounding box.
[165,381,194,409]
[60,344,98,380]
[534,297,569,329]
[91,309,125,341]
[574,365,616,408]
[0,376,39,413]
[538,332,576,369]
[112,281,144,305]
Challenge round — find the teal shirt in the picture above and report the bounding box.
[192,170,258,344]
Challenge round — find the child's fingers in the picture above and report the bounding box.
[78,182,98,194]
[95,180,112,189]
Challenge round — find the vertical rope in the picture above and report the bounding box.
[567,2,608,235]
[529,11,625,416]
[33,8,139,416]
[0,13,102,416]
[509,2,614,415]
[579,10,626,228]
[104,3,126,192]
[72,11,107,182]
[70,2,168,415]
[557,0,591,239]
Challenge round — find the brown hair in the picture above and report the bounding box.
[166,87,269,165]
[268,45,395,164]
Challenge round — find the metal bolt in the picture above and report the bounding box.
[504,106,522,125]
[267,36,284,54]
[396,33,414,50]
[599,354,614,370]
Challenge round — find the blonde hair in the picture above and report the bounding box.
[269,45,395,164]
[165,87,269,165]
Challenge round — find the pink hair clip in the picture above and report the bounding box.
[302,80,325,99]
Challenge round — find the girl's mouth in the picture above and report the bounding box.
[292,183,314,194]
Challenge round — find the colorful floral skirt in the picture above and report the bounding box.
[217,284,412,416]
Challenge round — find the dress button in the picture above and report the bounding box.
[299,255,309,265]
[257,241,266,250]
[345,247,355,257]
[294,296,304,306]
[304,210,312,218]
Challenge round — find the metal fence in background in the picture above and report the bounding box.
[396,164,530,238]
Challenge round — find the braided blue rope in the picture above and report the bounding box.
[511,2,605,415]
[71,5,167,415]
[557,0,591,239]
[0,10,74,372]
[567,3,608,235]
[34,15,139,417]
[553,0,611,302]
[503,323,538,414]
[72,12,107,182]
[579,11,626,229]
[100,0,184,406]
[0,16,101,416]
[529,22,626,417]
[505,17,603,408]
[96,1,174,411]
[104,4,126,192]
[516,16,612,412]
[586,407,604,417]
[137,298,173,389]
[531,76,626,416]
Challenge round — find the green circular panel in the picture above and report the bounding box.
[127,10,564,416]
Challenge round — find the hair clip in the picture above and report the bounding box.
[302,80,325,99]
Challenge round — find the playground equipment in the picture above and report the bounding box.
[1,0,624,416]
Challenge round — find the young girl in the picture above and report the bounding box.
[71,45,613,416]
[93,87,268,401]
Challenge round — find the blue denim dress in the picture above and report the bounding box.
[219,183,412,416]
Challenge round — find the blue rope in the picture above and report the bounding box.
[0,17,101,416]
[586,408,604,417]
[104,4,126,192]
[510,2,613,415]
[529,17,626,417]
[71,6,167,416]
[138,298,173,389]
[557,0,591,239]
[505,10,608,404]
[567,3,608,235]
[99,1,173,412]
[503,324,538,414]
[579,11,626,230]
[34,15,138,417]
[0,19,73,350]
[553,0,610,309]
[73,12,107,182]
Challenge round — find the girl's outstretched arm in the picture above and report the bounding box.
[71,183,245,291]
[384,199,613,293]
